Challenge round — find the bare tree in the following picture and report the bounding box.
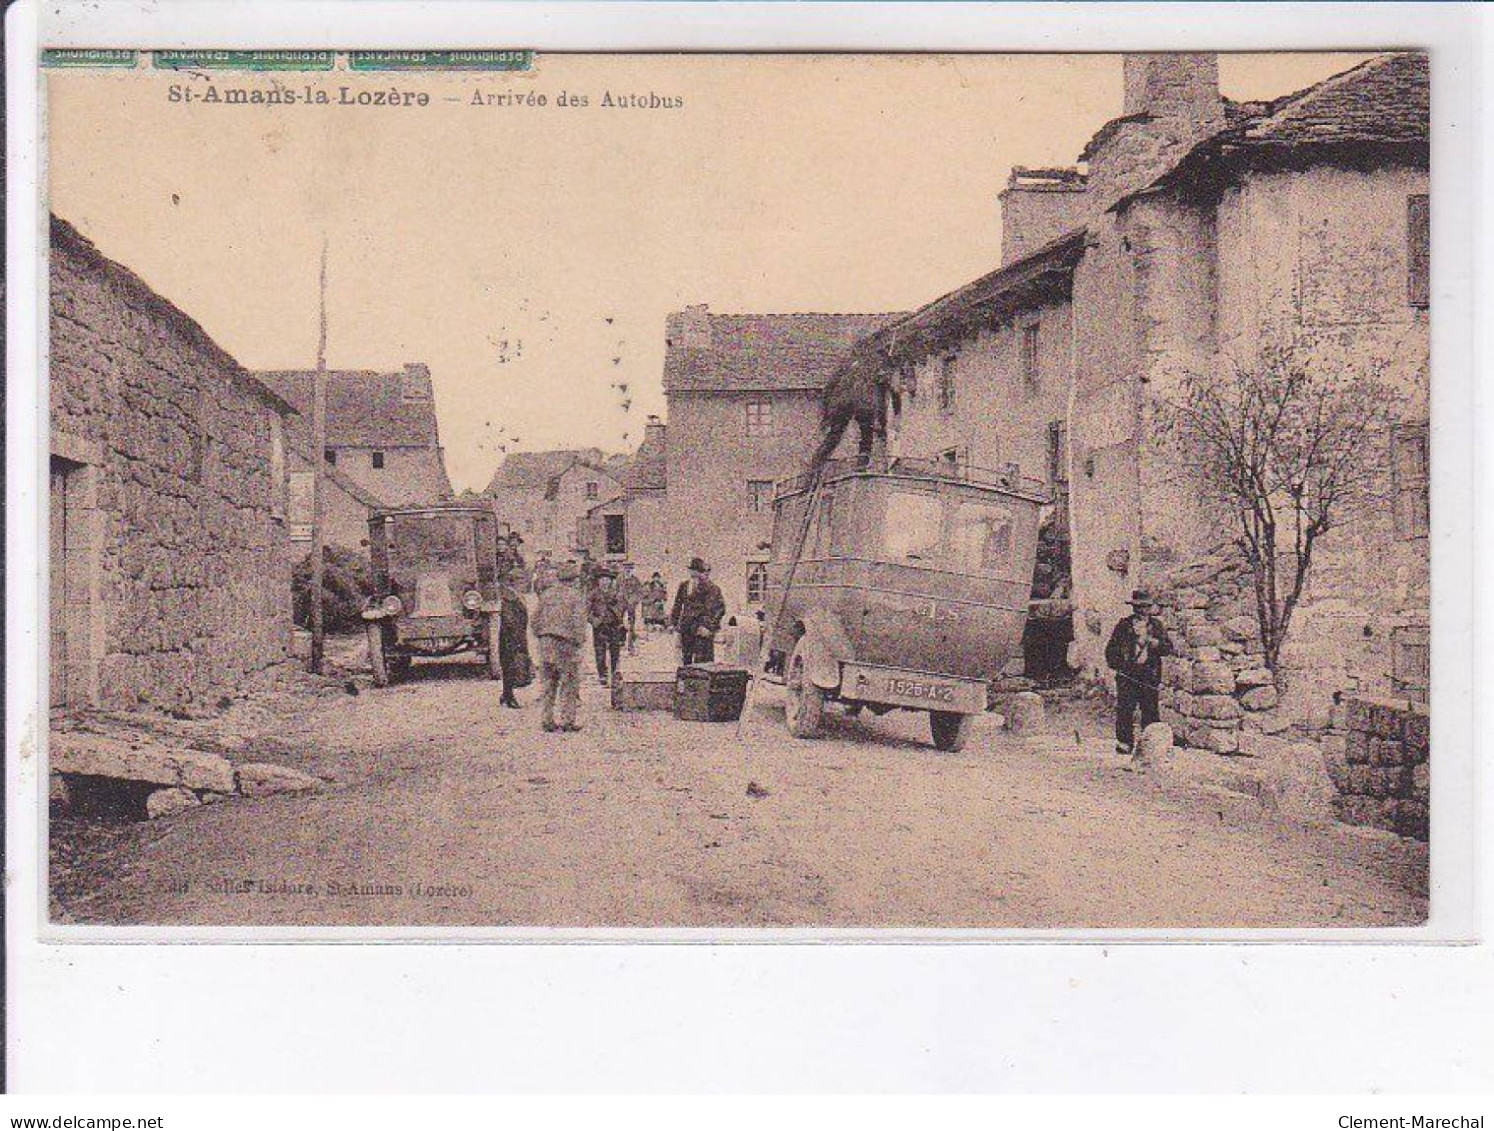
[1165,349,1406,673]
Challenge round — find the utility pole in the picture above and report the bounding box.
[309,237,328,674]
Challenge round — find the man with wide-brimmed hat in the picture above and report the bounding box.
[1104,588,1172,763]
[533,558,587,732]
[670,556,726,666]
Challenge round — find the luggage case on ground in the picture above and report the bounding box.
[611,670,677,712]
[674,664,751,722]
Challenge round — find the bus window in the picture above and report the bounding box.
[951,500,1014,575]
[883,490,942,564]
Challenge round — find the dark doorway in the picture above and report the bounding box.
[604,514,626,556]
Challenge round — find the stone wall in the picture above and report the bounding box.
[50,216,292,709]
[1322,696,1430,841]
[1155,547,1282,756]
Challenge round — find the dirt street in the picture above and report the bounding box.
[50,633,1427,929]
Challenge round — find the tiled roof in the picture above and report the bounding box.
[1240,52,1428,150]
[257,367,440,449]
[663,311,906,394]
[1125,53,1429,210]
[484,449,604,494]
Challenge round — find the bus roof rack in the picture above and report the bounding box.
[774,455,1050,504]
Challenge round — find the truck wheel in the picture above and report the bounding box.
[366,622,389,688]
[784,640,825,739]
[930,710,973,752]
[484,612,503,681]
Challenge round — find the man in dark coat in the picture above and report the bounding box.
[587,568,629,687]
[1104,588,1172,759]
[497,576,530,708]
[670,556,726,666]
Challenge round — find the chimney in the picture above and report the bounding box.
[665,303,712,349]
[998,166,1089,266]
[1122,53,1224,135]
[1084,53,1226,206]
[400,362,432,402]
[644,414,666,445]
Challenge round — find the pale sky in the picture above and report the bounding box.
[47,52,1371,491]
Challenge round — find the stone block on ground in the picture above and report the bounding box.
[1004,692,1045,736]
[1266,742,1336,823]
[49,772,71,812]
[1136,722,1174,765]
[146,786,201,819]
[51,731,236,794]
[1191,724,1239,755]
[235,762,322,797]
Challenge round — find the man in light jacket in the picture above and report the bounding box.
[534,559,588,733]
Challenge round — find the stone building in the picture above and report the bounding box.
[1063,52,1429,733]
[257,363,454,560]
[662,305,902,611]
[822,53,1430,829]
[49,215,294,710]
[578,415,670,572]
[482,448,624,561]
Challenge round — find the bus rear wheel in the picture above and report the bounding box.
[784,640,825,739]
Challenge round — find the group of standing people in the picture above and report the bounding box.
[492,529,728,736]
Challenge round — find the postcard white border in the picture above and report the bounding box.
[7,0,1489,1091]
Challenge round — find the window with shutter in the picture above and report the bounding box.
[1392,423,1430,540]
[1407,194,1430,308]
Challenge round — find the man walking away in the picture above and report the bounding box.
[588,568,628,687]
[497,576,530,709]
[1104,588,1172,763]
[534,559,587,733]
[617,562,644,655]
[670,556,726,666]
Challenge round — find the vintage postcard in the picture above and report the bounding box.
[40,46,1436,933]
